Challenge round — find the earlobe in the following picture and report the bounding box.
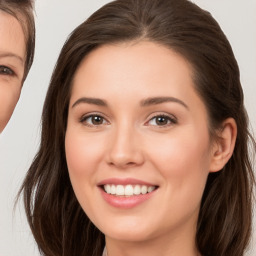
[210,118,237,173]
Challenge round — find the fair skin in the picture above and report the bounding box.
[65,41,236,256]
[0,10,26,132]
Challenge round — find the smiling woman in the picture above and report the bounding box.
[19,0,255,256]
[65,42,222,248]
[0,0,35,132]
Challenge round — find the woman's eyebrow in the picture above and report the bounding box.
[0,52,24,64]
[140,96,189,109]
[72,96,189,109]
[72,97,108,108]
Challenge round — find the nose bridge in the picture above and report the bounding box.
[107,120,144,168]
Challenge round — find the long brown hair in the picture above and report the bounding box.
[0,0,35,80]
[19,0,255,255]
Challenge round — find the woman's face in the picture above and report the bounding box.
[0,10,26,132]
[65,42,217,245]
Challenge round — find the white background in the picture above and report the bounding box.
[0,0,255,255]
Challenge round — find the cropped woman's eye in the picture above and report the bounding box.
[147,114,177,127]
[0,66,14,76]
[80,114,108,127]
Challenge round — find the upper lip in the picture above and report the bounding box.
[97,178,157,186]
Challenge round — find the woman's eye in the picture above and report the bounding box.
[147,115,176,127]
[81,115,108,126]
[0,66,14,76]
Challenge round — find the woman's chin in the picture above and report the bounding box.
[105,230,152,243]
[101,222,157,243]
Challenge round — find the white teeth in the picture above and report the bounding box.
[116,185,125,196]
[134,185,141,195]
[147,186,155,193]
[124,185,133,196]
[110,184,116,194]
[141,185,147,194]
[103,184,156,196]
[105,184,111,194]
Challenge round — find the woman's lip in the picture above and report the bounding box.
[97,178,157,186]
[99,187,158,209]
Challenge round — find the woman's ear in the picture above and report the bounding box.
[210,118,237,173]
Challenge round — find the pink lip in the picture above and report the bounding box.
[97,178,156,186]
[99,188,157,209]
[97,178,158,209]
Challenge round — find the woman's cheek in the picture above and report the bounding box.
[65,131,103,176]
[144,132,187,171]
[147,129,210,178]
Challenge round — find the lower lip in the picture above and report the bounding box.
[99,188,157,209]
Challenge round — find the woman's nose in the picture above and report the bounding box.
[106,125,145,169]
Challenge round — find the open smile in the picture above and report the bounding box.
[103,184,157,196]
[98,178,159,208]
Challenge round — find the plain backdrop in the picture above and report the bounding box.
[0,0,255,255]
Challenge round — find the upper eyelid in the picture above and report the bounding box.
[146,112,177,121]
[0,65,13,70]
[80,111,110,122]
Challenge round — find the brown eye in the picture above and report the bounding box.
[147,114,177,127]
[0,66,14,75]
[155,116,169,125]
[91,115,104,125]
[81,114,108,127]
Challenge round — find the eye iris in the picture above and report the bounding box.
[156,116,168,125]
[92,116,103,125]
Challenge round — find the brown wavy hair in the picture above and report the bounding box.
[0,0,35,80]
[19,0,255,255]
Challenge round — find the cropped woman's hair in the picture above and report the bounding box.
[19,0,255,255]
[0,0,35,80]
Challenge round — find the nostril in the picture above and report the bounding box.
[127,162,136,166]
[107,161,138,169]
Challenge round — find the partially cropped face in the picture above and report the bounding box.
[0,10,26,132]
[65,41,217,245]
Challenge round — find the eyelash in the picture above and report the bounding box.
[146,113,177,127]
[80,113,177,128]
[0,65,15,76]
[80,113,109,127]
